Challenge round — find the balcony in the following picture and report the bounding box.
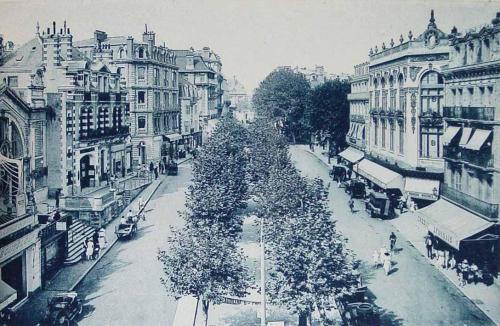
[419,111,443,127]
[441,183,498,221]
[98,93,111,102]
[443,146,494,170]
[443,106,495,121]
[347,92,369,101]
[79,126,129,141]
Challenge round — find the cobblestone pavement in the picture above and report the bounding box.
[290,145,494,326]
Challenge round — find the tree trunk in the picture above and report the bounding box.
[298,311,308,326]
[192,297,200,326]
[202,299,210,326]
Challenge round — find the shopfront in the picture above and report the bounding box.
[404,177,440,207]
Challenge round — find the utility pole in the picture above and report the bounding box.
[260,216,266,326]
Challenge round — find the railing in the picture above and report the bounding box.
[79,126,129,140]
[441,183,498,220]
[443,106,495,121]
[370,41,412,60]
[115,176,151,193]
[64,189,115,211]
[443,146,494,169]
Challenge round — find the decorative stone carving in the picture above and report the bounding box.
[409,67,423,81]
[409,54,449,62]
[408,30,413,41]
[410,92,417,133]
[382,42,386,50]
[399,34,404,44]
[390,38,394,47]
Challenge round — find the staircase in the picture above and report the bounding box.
[64,220,96,265]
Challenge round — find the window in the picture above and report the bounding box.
[390,89,396,111]
[154,92,160,109]
[390,124,395,151]
[164,70,168,86]
[138,47,145,59]
[172,93,178,107]
[164,93,169,108]
[382,90,387,110]
[374,121,378,146]
[399,124,404,154]
[7,76,18,87]
[381,121,386,148]
[154,68,159,86]
[113,107,123,129]
[119,48,125,59]
[173,72,177,86]
[138,91,145,104]
[138,116,146,129]
[399,90,406,111]
[374,91,380,109]
[98,107,109,131]
[138,67,146,81]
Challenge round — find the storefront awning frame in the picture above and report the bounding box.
[339,147,364,164]
[463,129,491,151]
[354,159,403,190]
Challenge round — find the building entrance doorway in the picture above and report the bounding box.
[80,155,95,189]
[1,254,26,303]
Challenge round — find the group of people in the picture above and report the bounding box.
[83,228,106,261]
[373,232,398,276]
[119,196,146,225]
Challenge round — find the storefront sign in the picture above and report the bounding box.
[0,230,38,263]
[56,221,67,231]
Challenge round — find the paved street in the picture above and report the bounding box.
[289,146,494,326]
[73,164,191,326]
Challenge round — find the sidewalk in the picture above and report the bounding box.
[14,170,171,324]
[302,144,500,325]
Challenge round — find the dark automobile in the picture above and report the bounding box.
[346,180,366,198]
[365,192,396,219]
[166,162,178,176]
[115,220,138,240]
[39,292,82,325]
[330,164,348,182]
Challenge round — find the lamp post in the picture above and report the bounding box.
[260,215,266,326]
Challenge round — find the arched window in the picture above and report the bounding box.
[119,48,125,59]
[138,47,144,59]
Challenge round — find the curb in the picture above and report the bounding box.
[68,177,165,291]
[301,146,499,325]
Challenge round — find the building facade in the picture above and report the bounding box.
[0,22,131,227]
[347,62,370,151]
[360,11,449,203]
[227,76,254,124]
[179,79,201,150]
[175,47,224,142]
[418,13,500,271]
[75,28,181,167]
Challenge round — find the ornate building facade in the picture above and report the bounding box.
[75,28,181,167]
[361,11,449,203]
[179,79,201,149]
[418,13,500,271]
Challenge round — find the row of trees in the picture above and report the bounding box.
[159,115,357,325]
[158,115,252,326]
[252,68,350,153]
[248,120,358,325]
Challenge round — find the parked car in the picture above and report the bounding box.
[39,292,83,325]
[166,162,178,176]
[346,180,366,198]
[330,164,348,182]
[115,219,138,240]
[365,192,396,219]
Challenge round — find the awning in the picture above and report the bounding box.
[357,124,365,139]
[418,199,494,250]
[352,124,359,138]
[0,280,17,311]
[459,127,473,148]
[339,147,364,163]
[464,129,491,151]
[354,159,403,189]
[443,126,461,145]
[163,133,182,142]
[405,177,440,200]
[347,124,355,137]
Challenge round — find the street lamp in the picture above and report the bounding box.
[260,214,266,326]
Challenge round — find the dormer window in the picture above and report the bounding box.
[138,47,145,59]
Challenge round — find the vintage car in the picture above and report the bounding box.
[330,164,348,182]
[39,292,83,325]
[365,192,396,219]
[345,180,366,199]
[115,220,138,240]
[166,162,178,176]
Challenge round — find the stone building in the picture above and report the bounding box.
[227,76,254,124]
[179,79,201,150]
[174,47,224,142]
[75,28,181,167]
[0,22,131,227]
[346,62,370,151]
[0,84,46,311]
[359,11,448,204]
[419,13,500,271]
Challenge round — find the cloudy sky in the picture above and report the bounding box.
[0,0,498,92]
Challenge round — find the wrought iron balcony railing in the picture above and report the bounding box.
[443,106,495,121]
[441,183,498,220]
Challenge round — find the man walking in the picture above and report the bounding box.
[389,232,397,251]
[425,234,433,258]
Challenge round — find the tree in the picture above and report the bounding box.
[186,115,249,237]
[307,79,350,153]
[158,224,252,326]
[252,68,311,143]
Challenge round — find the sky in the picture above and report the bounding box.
[0,0,498,93]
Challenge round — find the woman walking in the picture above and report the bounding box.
[383,252,392,276]
[86,238,94,261]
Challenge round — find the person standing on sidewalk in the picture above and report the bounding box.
[348,198,355,213]
[389,232,397,251]
[425,235,433,258]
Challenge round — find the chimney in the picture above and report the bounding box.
[41,22,61,66]
[126,36,134,59]
[60,21,73,61]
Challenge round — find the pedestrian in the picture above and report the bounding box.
[93,238,100,260]
[98,227,107,250]
[53,210,61,221]
[460,259,470,286]
[81,242,87,262]
[348,198,354,213]
[425,235,433,258]
[383,252,392,276]
[154,166,158,179]
[448,255,457,271]
[92,229,99,245]
[470,262,479,284]
[389,232,397,251]
[138,196,145,212]
[120,215,127,225]
[86,238,94,260]
[126,209,134,222]
[409,200,415,213]
[372,250,380,268]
